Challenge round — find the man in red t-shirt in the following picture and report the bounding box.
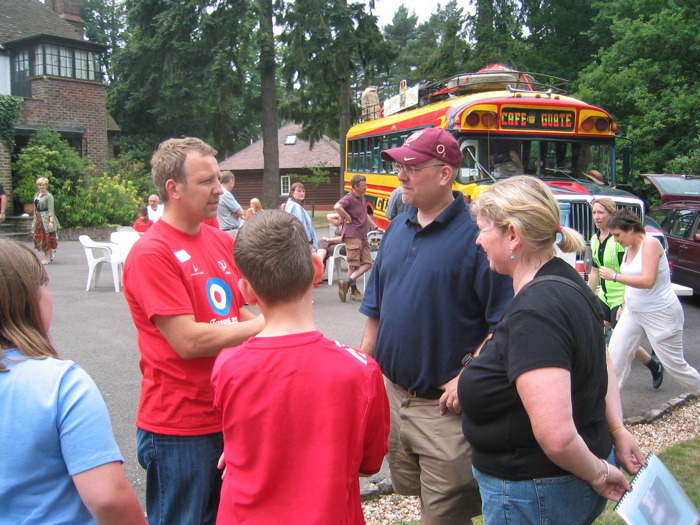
[212,210,389,524]
[334,175,382,302]
[123,137,264,525]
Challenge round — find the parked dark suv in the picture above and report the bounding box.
[645,174,700,294]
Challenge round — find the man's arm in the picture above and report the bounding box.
[360,317,379,358]
[153,313,265,359]
[0,193,6,221]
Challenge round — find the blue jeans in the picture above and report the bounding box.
[137,429,223,525]
[473,450,614,525]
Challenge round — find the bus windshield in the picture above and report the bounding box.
[458,137,613,186]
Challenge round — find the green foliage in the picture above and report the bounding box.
[60,173,139,227]
[108,0,261,157]
[104,152,154,200]
[13,129,90,204]
[0,95,24,153]
[13,147,62,203]
[81,0,127,82]
[12,128,139,226]
[279,0,392,145]
[576,0,700,202]
[594,435,700,524]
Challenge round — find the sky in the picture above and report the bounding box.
[370,0,451,29]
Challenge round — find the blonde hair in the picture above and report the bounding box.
[590,197,616,215]
[36,177,49,186]
[0,239,57,372]
[250,198,262,212]
[151,138,217,203]
[471,175,585,257]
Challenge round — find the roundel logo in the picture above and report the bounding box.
[206,277,232,316]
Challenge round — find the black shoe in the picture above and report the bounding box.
[645,355,665,390]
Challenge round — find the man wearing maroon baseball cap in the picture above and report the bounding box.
[380,127,464,168]
[361,127,513,524]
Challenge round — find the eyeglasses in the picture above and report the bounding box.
[391,162,446,175]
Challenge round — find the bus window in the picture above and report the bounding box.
[457,140,481,183]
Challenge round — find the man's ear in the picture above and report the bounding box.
[311,253,324,284]
[438,165,455,187]
[165,178,180,200]
[238,278,258,306]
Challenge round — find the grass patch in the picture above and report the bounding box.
[394,437,700,524]
[594,435,700,524]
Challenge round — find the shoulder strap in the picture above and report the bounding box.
[529,275,603,325]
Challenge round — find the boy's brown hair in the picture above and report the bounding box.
[234,210,314,305]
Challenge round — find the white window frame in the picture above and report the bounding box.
[280,175,291,196]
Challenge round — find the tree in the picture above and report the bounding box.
[279,0,392,194]
[519,0,597,82]
[576,0,700,201]
[256,0,282,211]
[81,0,127,82]
[108,0,260,161]
[419,3,470,80]
[467,0,524,70]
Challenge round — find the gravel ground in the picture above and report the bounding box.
[362,397,700,524]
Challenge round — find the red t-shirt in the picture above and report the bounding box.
[133,218,153,233]
[211,331,389,524]
[123,220,244,435]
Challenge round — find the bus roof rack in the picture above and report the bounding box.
[417,68,569,107]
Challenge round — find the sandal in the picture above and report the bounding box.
[41,260,50,265]
[50,250,56,262]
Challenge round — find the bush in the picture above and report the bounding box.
[13,128,140,227]
[60,174,139,227]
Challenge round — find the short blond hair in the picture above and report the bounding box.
[36,177,49,186]
[471,175,585,257]
[151,138,217,202]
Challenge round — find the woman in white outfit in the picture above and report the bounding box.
[600,209,700,395]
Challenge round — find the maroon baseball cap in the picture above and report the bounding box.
[380,128,464,167]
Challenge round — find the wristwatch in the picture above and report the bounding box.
[461,353,474,367]
[611,272,618,282]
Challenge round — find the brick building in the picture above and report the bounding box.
[0,0,117,215]
[219,122,342,213]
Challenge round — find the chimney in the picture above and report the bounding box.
[45,0,85,38]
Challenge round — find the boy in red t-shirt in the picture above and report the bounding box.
[212,210,389,524]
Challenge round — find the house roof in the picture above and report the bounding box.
[0,0,82,44]
[219,122,341,171]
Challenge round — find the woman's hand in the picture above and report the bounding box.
[613,428,646,475]
[590,461,631,502]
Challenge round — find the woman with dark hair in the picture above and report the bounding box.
[458,176,644,524]
[601,209,700,395]
[32,176,60,264]
[133,205,154,233]
[0,239,146,524]
[283,182,317,250]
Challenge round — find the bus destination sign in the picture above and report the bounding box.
[500,107,575,131]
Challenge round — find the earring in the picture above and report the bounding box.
[510,250,515,260]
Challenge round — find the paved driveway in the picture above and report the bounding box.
[34,235,700,505]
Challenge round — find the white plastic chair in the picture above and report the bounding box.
[78,235,125,292]
[326,243,366,291]
[116,225,136,232]
[110,231,141,260]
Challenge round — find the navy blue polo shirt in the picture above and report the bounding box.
[360,192,513,397]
